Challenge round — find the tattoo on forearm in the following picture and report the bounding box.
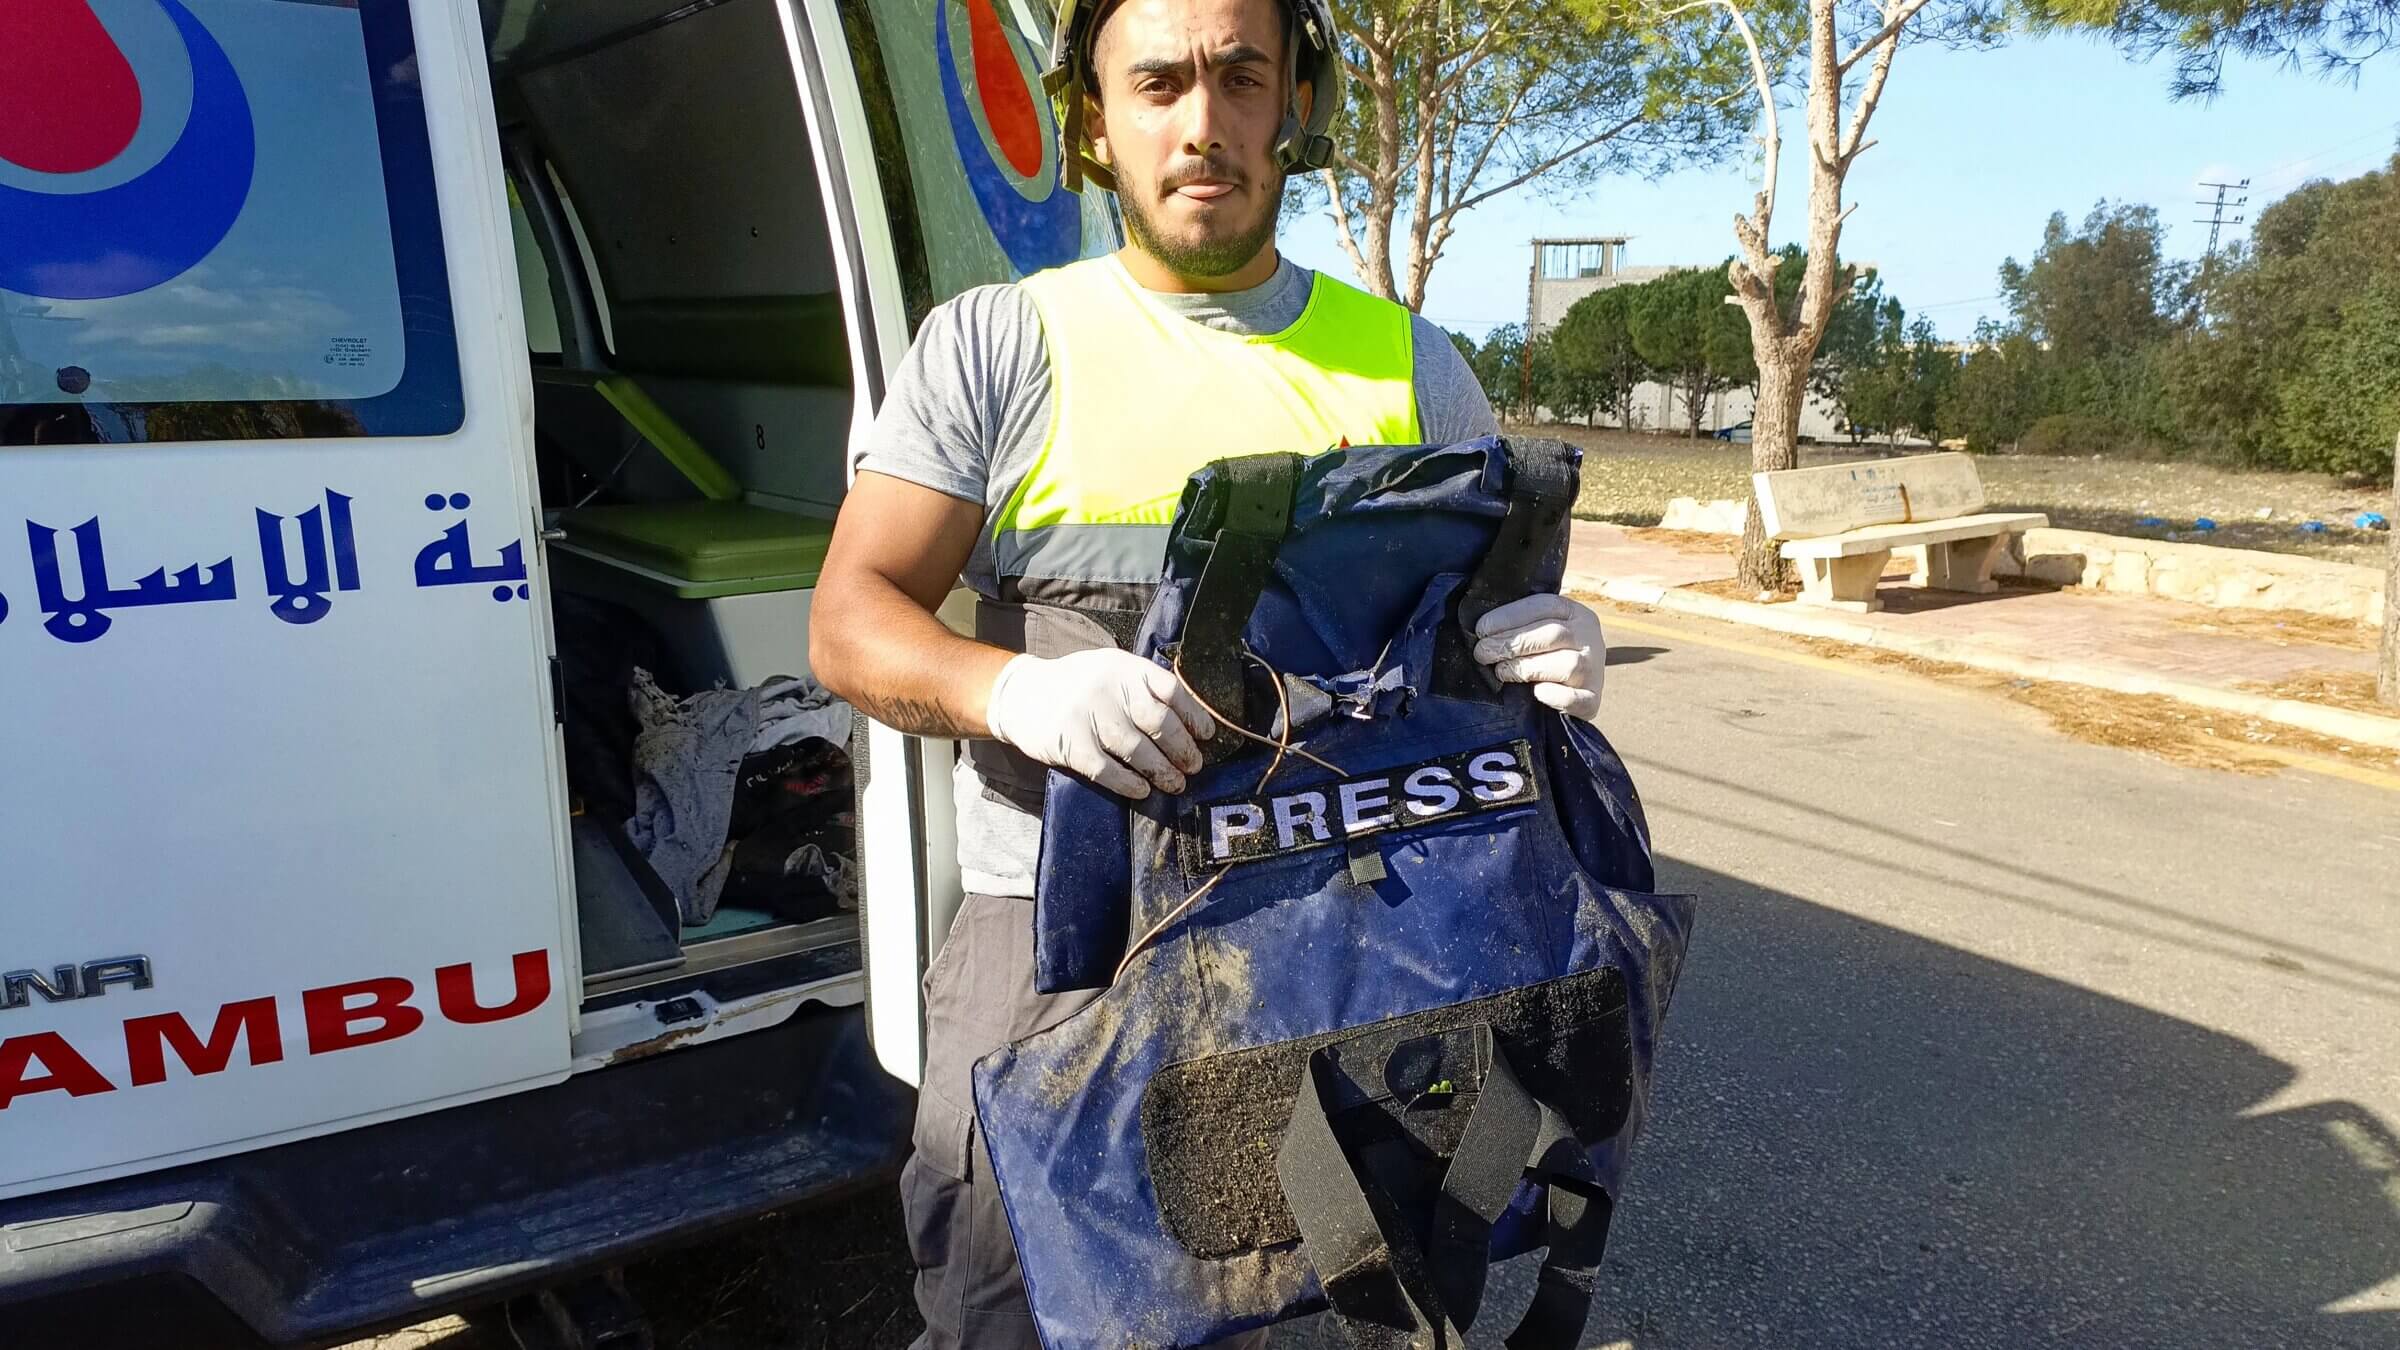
[855,692,980,740]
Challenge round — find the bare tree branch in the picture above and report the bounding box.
[1836,0,1936,73]
[1655,0,1781,234]
[1446,110,1647,216]
[1319,167,1371,280]
[1839,21,1900,162]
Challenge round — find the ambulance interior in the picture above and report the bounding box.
[484,0,870,1000]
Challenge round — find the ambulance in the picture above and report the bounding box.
[1,0,1108,1342]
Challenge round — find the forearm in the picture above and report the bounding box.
[810,572,1012,740]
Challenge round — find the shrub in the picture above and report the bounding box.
[2016,413,2155,458]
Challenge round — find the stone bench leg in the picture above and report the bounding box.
[1915,533,2006,594]
[1797,550,1891,612]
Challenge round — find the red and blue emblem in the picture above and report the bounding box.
[0,0,256,301]
[936,0,1080,276]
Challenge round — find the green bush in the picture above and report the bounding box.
[2016,413,2153,458]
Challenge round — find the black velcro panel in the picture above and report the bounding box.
[1141,967,1632,1259]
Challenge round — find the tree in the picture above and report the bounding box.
[1306,1,1750,310]
[1469,322,1556,422]
[1895,317,1959,443]
[1552,285,1654,428]
[1940,322,2052,452]
[1812,270,1904,438]
[2024,0,2400,98]
[2029,0,2399,703]
[1645,0,2004,590]
[1627,265,1754,436]
[1997,202,2187,366]
[2269,279,2400,477]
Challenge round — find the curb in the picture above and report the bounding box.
[1569,572,2400,753]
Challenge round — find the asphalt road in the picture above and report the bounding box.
[1284,605,2399,1349]
[365,603,2400,1350]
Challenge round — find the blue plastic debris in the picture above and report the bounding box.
[2357,512,2390,531]
[2299,520,2328,534]
[2135,516,2167,528]
[2192,517,2218,531]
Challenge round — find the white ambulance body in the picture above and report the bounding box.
[0,0,1106,1342]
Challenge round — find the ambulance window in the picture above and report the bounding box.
[0,0,462,445]
[838,0,1119,333]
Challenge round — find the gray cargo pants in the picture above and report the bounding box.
[902,892,1269,1350]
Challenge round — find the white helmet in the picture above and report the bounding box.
[1042,0,1345,194]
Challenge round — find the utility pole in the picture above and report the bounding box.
[2194,178,2251,267]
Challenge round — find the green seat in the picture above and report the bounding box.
[558,501,833,599]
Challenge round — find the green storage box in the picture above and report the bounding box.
[559,501,833,598]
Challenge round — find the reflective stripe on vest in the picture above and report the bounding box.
[994,257,1421,593]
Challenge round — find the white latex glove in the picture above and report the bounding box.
[984,649,1217,799]
[1472,594,1606,719]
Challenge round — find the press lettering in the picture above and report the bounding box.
[1404,766,1461,817]
[1339,779,1394,832]
[1468,751,1529,803]
[1211,804,1267,860]
[1187,741,1540,867]
[1274,792,1331,850]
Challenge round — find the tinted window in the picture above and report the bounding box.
[0,0,462,444]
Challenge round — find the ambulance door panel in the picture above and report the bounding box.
[0,0,571,1199]
[794,0,1118,1083]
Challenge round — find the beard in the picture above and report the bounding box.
[1118,166,1286,280]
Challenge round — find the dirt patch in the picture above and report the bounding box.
[1624,526,1736,557]
[2240,669,2391,715]
[2173,607,2379,651]
[1684,577,1797,604]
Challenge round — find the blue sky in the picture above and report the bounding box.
[1277,34,2400,342]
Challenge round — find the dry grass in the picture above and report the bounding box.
[1687,576,1796,604]
[2240,669,2390,715]
[1776,635,2400,775]
[2173,607,2379,651]
[1531,421,2394,567]
[1624,526,1737,557]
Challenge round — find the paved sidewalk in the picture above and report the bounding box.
[1564,521,2400,749]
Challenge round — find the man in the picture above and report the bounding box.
[809,0,1605,1343]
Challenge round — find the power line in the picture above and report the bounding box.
[2194,177,2251,264]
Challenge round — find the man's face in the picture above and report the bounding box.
[1087,0,1300,282]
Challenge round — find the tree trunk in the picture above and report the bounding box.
[2381,436,2398,708]
[1740,343,1806,591]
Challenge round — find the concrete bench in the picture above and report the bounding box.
[1756,453,2046,611]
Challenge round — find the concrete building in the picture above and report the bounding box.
[1524,236,1672,336]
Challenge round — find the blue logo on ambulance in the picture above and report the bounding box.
[936,0,1080,277]
[0,0,256,301]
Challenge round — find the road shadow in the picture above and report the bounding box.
[1567,855,2400,1348]
[1606,645,1670,667]
[347,856,2400,1350]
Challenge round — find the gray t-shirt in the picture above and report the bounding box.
[856,254,1499,897]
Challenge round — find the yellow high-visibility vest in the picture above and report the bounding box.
[992,256,1421,594]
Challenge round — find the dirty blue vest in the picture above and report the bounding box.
[971,438,1696,1350]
